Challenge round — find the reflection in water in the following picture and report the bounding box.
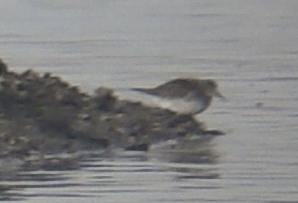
[148,136,219,164]
[0,136,220,202]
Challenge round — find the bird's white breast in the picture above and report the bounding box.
[154,97,205,114]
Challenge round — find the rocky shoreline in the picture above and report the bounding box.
[0,58,223,173]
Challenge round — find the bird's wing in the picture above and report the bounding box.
[131,79,200,98]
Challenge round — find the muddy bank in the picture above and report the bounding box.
[0,58,223,172]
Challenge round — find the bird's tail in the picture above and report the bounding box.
[130,88,153,94]
[131,87,144,92]
[113,87,152,94]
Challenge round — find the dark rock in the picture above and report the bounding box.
[125,143,149,151]
[93,87,117,111]
[0,59,8,75]
[202,130,225,136]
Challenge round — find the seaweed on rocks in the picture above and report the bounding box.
[0,58,223,171]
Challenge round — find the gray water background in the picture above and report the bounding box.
[0,0,298,202]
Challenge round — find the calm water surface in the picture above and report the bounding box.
[0,0,298,202]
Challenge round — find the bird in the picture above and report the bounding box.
[131,78,225,115]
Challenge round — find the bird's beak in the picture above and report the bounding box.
[214,89,227,101]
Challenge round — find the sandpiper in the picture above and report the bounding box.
[131,78,225,115]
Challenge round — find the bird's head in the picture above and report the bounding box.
[203,79,226,100]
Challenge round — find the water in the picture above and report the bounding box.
[1,0,298,202]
